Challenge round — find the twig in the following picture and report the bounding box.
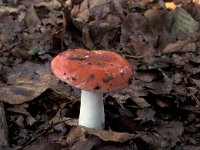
[123,54,143,59]
[0,101,9,146]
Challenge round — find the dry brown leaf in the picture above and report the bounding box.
[131,97,151,108]
[67,126,135,144]
[34,0,61,10]
[135,122,184,149]
[11,47,31,60]
[49,108,78,126]
[172,55,188,66]
[63,117,78,126]
[137,108,155,122]
[163,41,185,53]
[136,72,157,82]
[0,5,25,13]
[72,0,89,22]
[190,55,200,63]
[0,62,58,104]
[89,0,110,20]
[121,83,150,108]
[185,1,200,21]
[163,40,196,53]
[156,122,184,147]
[24,143,64,150]
[146,77,173,95]
[24,3,41,27]
[7,104,29,116]
[82,25,94,49]
[105,14,121,27]
[144,9,172,48]
[173,72,183,84]
[15,115,25,127]
[124,83,147,97]
[190,78,200,88]
[83,127,135,142]
[184,63,200,74]
[12,29,52,60]
[0,13,20,51]
[156,99,169,108]
[121,13,157,56]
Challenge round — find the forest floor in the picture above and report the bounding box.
[0,0,200,150]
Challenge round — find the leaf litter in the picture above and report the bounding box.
[0,0,200,149]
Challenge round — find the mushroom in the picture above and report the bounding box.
[51,49,133,129]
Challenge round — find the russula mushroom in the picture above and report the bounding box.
[51,49,133,129]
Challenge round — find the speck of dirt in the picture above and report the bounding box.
[72,77,76,80]
[120,71,125,76]
[89,74,95,80]
[94,85,100,90]
[86,62,92,65]
[102,73,114,83]
[68,55,85,60]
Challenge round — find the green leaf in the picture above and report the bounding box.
[168,7,199,36]
[28,48,39,55]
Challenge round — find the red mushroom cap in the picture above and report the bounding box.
[51,49,133,93]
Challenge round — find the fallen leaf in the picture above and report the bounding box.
[72,0,89,22]
[66,126,86,144]
[118,116,143,132]
[83,127,135,142]
[173,72,183,84]
[185,1,200,21]
[137,108,156,122]
[144,9,170,48]
[163,40,196,53]
[24,2,41,27]
[136,122,184,149]
[11,47,31,60]
[82,25,94,49]
[15,115,25,127]
[131,97,151,108]
[0,5,24,13]
[189,55,200,63]
[7,104,30,116]
[49,107,78,126]
[67,126,135,143]
[145,77,173,95]
[0,62,58,104]
[34,0,62,10]
[172,54,188,66]
[7,104,37,126]
[156,122,184,148]
[136,71,157,82]
[121,13,157,56]
[184,63,200,74]
[112,82,150,108]
[71,136,101,150]
[24,143,64,150]
[190,78,200,88]
[89,0,110,21]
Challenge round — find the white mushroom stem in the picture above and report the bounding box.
[79,90,105,129]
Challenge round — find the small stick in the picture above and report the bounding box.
[123,54,143,59]
[0,101,9,146]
